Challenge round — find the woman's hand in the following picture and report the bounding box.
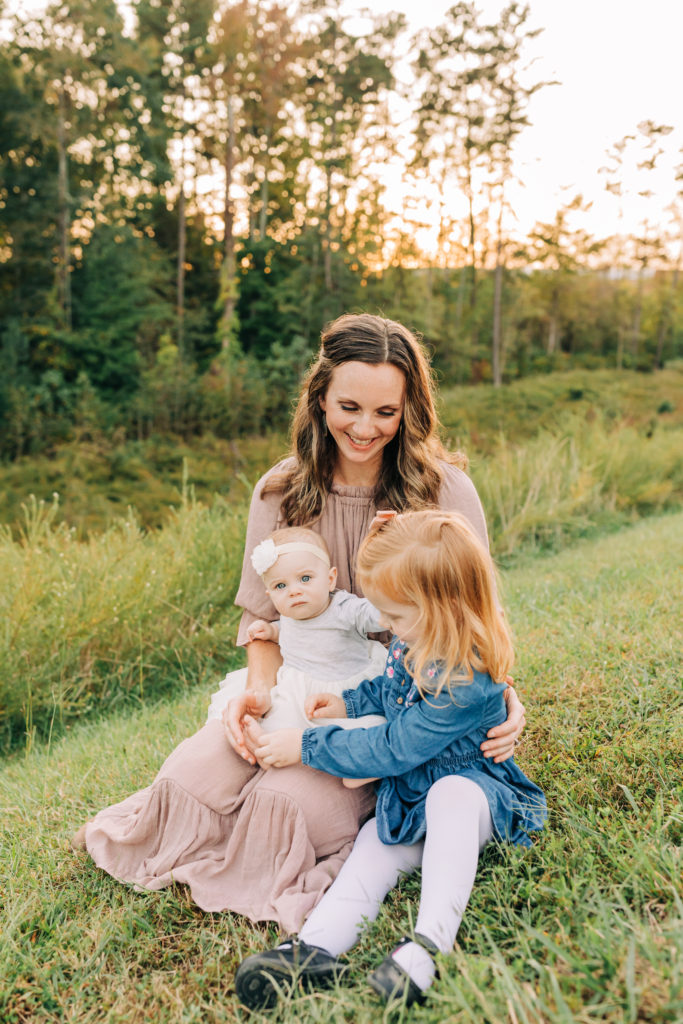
[252,728,304,769]
[480,681,526,763]
[223,690,272,765]
[369,509,397,531]
[304,693,347,720]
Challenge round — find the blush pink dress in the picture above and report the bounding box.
[83,460,491,933]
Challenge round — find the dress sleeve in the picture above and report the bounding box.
[438,462,500,606]
[233,468,285,646]
[303,677,489,779]
[437,463,490,551]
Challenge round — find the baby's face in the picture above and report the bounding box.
[263,550,337,621]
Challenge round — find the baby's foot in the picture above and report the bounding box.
[70,822,92,851]
[342,777,378,789]
[243,714,266,747]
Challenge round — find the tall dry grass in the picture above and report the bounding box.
[1,491,247,753]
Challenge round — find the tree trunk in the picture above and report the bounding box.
[631,266,644,360]
[547,290,559,355]
[654,315,667,369]
[218,95,239,354]
[616,325,624,370]
[258,176,269,240]
[492,259,504,386]
[258,131,270,240]
[467,190,477,312]
[492,199,505,388]
[456,264,466,334]
[323,162,333,293]
[656,256,680,368]
[56,85,72,330]
[177,182,186,355]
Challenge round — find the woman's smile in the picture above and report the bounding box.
[345,433,377,448]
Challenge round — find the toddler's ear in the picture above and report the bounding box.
[328,566,338,591]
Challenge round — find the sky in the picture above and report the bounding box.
[356,0,682,246]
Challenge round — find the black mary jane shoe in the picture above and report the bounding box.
[367,933,439,1008]
[235,937,346,1011]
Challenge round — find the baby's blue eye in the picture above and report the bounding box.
[301,575,311,583]
[273,582,286,590]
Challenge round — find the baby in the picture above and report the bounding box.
[243,527,387,739]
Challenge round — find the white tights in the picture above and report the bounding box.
[300,774,493,981]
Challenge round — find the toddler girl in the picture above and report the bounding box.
[235,510,547,1010]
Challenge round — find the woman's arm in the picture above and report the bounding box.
[223,638,283,764]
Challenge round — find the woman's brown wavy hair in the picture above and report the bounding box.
[264,313,466,525]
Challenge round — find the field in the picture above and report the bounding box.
[0,367,680,538]
[1,368,682,1022]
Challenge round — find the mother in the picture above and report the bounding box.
[77,313,525,934]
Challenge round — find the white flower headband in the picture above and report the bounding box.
[250,538,330,577]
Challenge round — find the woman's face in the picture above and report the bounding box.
[319,361,405,477]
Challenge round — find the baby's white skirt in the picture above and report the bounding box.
[206,640,388,730]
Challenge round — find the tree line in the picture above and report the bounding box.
[1,0,681,460]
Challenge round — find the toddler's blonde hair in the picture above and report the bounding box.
[357,510,513,695]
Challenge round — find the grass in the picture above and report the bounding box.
[0,366,680,538]
[2,512,681,1022]
[438,366,683,453]
[0,489,250,754]
[0,433,287,537]
[470,412,683,558]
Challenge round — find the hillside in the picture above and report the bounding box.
[2,513,681,1023]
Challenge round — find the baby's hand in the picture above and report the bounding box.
[305,693,347,719]
[342,777,378,789]
[253,728,304,769]
[247,619,279,643]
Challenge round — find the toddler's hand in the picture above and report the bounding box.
[305,693,347,719]
[253,728,304,769]
[246,619,278,643]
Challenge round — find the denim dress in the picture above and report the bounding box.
[301,638,547,847]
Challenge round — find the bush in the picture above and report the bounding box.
[0,491,249,752]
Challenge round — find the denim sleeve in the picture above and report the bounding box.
[343,674,386,718]
[303,678,488,779]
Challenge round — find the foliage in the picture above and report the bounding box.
[0,487,249,753]
[67,224,175,397]
[0,513,681,1021]
[0,365,680,537]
